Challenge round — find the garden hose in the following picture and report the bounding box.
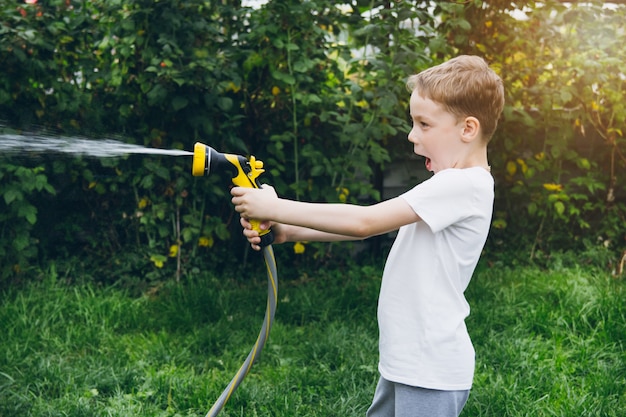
[205,245,277,417]
[191,143,277,416]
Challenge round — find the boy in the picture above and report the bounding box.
[231,55,505,417]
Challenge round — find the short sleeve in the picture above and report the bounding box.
[399,168,493,233]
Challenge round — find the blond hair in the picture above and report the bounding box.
[406,55,505,141]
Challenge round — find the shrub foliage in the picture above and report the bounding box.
[1,0,624,282]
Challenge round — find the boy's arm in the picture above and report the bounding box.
[286,224,360,242]
[240,218,360,251]
[231,185,420,240]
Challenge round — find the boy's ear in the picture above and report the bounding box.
[461,116,480,143]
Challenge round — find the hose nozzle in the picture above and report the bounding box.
[192,142,274,247]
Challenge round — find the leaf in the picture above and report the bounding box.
[492,218,507,229]
[146,84,168,105]
[310,165,324,176]
[150,254,166,268]
[217,97,233,111]
[182,228,194,243]
[13,235,29,251]
[34,174,48,192]
[172,96,189,111]
[154,166,170,181]
[554,201,565,216]
[293,59,313,73]
[270,70,296,85]
[4,189,23,205]
[21,205,37,225]
[560,90,573,103]
[302,94,322,105]
[577,158,591,170]
[140,174,154,189]
[506,161,517,176]
[243,52,264,73]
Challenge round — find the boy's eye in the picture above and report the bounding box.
[411,116,428,128]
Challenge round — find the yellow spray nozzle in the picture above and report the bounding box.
[191,141,274,247]
[192,142,208,176]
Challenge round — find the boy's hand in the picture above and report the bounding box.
[232,185,283,251]
[240,217,287,251]
[231,184,278,220]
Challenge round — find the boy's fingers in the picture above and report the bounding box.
[243,229,259,239]
[230,186,246,196]
[240,217,252,230]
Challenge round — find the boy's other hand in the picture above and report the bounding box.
[240,217,287,251]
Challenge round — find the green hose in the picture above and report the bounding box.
[205,245,278,417]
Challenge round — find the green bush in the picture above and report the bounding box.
[1,1,625,282]
[455,0,626,257]
[0,158,55,279]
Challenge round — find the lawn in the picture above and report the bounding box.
[1,259,624,416]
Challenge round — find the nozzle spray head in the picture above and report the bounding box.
[192,142,210,176]
[192,143,265,184]
[192,143,235,177]
[192,142,274,247]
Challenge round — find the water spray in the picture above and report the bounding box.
[0,132,192,157]
[192,142,277,417]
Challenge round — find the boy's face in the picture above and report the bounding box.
[408,90,466,173]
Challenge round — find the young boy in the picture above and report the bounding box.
[231,55,505,417]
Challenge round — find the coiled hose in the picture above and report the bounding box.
[205,245,278,417]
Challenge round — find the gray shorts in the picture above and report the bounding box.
[366,376,469,417]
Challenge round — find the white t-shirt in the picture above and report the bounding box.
[377,167,494,391]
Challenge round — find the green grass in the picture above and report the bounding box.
[0,261,624,416]
[466,266,626,417]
